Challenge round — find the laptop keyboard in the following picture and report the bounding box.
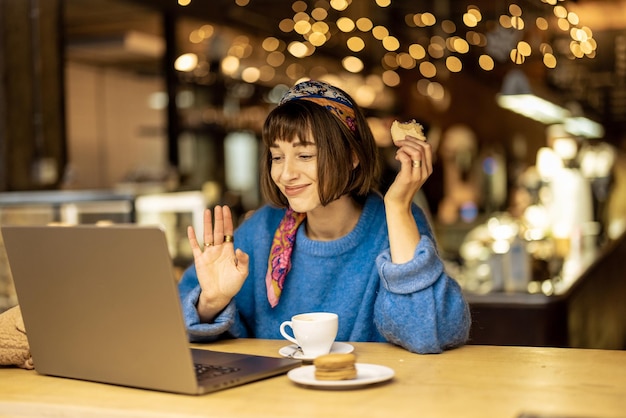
[195,363,241,379]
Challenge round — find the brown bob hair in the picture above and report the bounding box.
[260,95,380,208]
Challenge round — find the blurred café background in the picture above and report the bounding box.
[1,0,625,348]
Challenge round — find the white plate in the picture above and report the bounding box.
[287,363,394,389]
[278,342,354,360]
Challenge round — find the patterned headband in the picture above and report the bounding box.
[279,80,357,132]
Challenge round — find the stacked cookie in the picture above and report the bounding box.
[313,353,357,381]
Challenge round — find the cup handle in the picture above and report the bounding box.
[279,321,299,346]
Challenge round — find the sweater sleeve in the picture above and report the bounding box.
[374,235,471,354]
[178,266,248,342]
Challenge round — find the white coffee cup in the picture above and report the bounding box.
[279,312,338,358]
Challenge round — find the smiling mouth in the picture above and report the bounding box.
[283,185,308,196]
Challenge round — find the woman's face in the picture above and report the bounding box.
[269,136,321,213]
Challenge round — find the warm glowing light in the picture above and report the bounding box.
[294,20,311,35]
[221,56,239,75]
[292,1,307,12]
[397,52,416,69]
[288,41,309,58]
[382,52,398,69]
[427,81,445,100]
[428,42,445,59]
[442,20,456,34]
[311,7,328,21]
[517,41,531,56]
[446,56,462,72]
[293,11,309,23]
[286,63,306,79]
[266,51,285,67]
[536,17,549,30]
[382,35,400,51]
[511,16,525,30]
[554,5,568,18]
[330,0,349,12]
[337,17,355,32]
[309,32,327,47]
[570,42,584,58]
[262,37,280,52]
[279,19,294,32]
[553,137,578,161]
[536,147,563,180]
[453,38,470,53]
[258,65,275,82]
[467,6,482,22]
[189,30,203,44]
[409,43,426,59]
[557,18,570,31]
[466,31,485,46]
[500,15,512,29]
[463,13,478,27]
[509,4,522,16]
[419,61,437,78]
[372,26,389,40]
[382,70,400,87]
[354,85,377,107]
[420,12,436,26]
[347,36,365,52]
[312,21,329,34]
[241,67,260,83]
[342,56,364,73]
[174,53,198,72]
[510,49,526,64]
[479,55,494,70]
[356,17,373,31]
[497,94,569,124]
[543,53,557,68]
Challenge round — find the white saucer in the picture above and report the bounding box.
[287,363,394,389]
[278,342,354,360]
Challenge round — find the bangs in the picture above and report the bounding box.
[262,101,316,147]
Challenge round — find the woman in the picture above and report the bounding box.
[178,80,470,354]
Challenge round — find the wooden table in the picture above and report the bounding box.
[0,339,624,418]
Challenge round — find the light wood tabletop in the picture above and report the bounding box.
[0,339,624,418]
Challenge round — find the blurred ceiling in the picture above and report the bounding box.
[62,0,626,140]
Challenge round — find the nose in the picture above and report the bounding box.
[279,156,298,180]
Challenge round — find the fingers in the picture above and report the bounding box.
[222,206,234,237]
[203,209,214,247]
[395,137,432,174]
[213,206,225,245]
[235,248,249,271]
[196,206,236,248]
[187,225,202,256]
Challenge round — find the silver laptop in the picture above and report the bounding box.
[1,224,300,395]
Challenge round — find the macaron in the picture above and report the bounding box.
[313,353,357,381]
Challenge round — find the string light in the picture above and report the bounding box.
[175,0,597,107]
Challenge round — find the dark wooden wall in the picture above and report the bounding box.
[0,0,65,192]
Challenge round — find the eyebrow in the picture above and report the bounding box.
[270,140,315,149]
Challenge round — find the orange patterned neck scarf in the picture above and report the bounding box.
[265,208,306,308]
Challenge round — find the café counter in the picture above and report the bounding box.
[1,339,624,418]
[465,231,626,349]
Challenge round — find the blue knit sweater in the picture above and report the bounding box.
[178,193,471,354]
